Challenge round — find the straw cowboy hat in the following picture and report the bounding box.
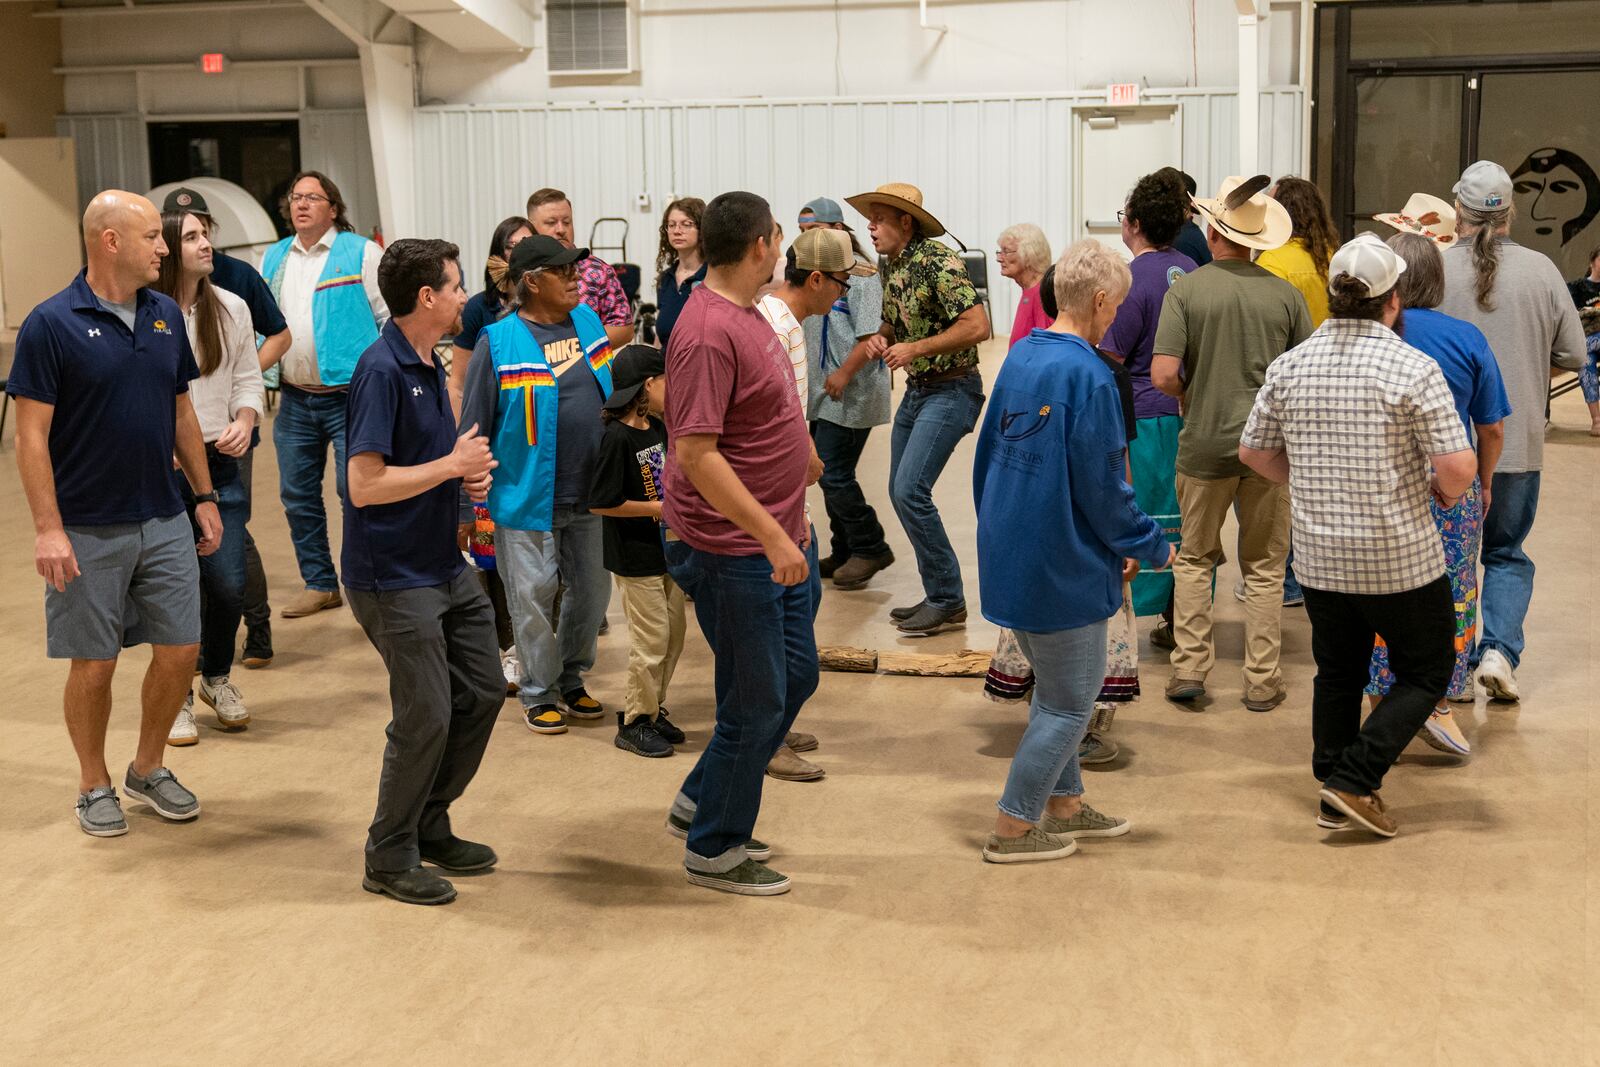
[1373,193,1458,246]
[845,182,946,238]
[1191,174,1292,252]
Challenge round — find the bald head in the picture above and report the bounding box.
[83,189,166,290]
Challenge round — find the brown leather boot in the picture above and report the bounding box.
[766,746,826,782]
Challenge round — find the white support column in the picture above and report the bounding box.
[1237,0,1263,176]
[359,41,416,240]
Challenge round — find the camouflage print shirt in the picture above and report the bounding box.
[881,237,981,378]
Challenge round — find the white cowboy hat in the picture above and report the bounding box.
[1191,175,1293,252]
[1373,193,1458,246]
[844,182,946,239]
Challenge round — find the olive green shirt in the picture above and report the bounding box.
[1153,259,1312,479]
[881,237,981,378]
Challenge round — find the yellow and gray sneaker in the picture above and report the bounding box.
[525,704,568,734]
[1040,802,1131,839]
[982,827,1077,864]
[561,688,605,720]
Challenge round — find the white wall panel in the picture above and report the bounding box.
[56,114,148,210]
[301,109,381,238]
[413,89,1303,328]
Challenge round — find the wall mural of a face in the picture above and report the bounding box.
[1511,147,1600,246]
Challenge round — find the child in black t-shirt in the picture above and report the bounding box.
[588,345,688,758]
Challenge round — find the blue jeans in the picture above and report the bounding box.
[811,420,890,562]
[273,386,348,591]
[495,509,608,705]
[187,472,250,677]
[888,374,984,611]
[665,539,820,871]
[997,622,1107,823]
[1475,470,1540,670]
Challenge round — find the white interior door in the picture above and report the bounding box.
[1074,106,1182,258]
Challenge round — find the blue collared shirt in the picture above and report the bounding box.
[6,271,199,526]
[340,320,466,593]
[655,262,706,351]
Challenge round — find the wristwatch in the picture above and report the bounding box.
[192,491,220,506]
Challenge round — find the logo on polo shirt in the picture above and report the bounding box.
[152,319,172,335]
[411,386,423,397]
[86,328,102,338]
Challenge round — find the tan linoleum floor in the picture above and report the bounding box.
[4,339,1597,1064]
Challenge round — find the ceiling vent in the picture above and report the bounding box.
[546,0,636,75]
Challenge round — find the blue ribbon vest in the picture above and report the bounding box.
[483,302,614,531]
[261,230,380,387]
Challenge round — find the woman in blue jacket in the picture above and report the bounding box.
[973,239,1174,864]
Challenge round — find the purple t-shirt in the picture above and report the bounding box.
[1101,248,1196,420]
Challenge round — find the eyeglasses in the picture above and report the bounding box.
[994,248,1015,259]
[1116,209,1128,224]
[287,193,329,206]
[825,272,852,292]
[536,264,578,279]
[666,221,697,233]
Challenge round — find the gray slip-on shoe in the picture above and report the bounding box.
[1041,802,1131,839]
[982,827,1077,864]
[76,786,128,837]
[685,859,790,895]
[123,765,200,821]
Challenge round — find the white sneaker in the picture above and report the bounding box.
[500,646,521,695]
[168,694,199,747]
[1474,648,1520,703]
[200,675,251,728]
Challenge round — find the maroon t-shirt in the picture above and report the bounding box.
[662,286,811,555]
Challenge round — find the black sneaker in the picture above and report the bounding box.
[525,704,568,734]
[362,865,457,905]
[241,624,273,669]
[649,706,686,745]
[616,714,673,757]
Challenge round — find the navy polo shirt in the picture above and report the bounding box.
[6,271,199,526]
[340,320,466,593]
[210,251,288,338]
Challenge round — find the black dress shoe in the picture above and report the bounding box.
[419,836,498,872]
[362,865,457,905]
[890,599,928,622]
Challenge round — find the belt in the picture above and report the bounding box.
[282,381,349,397]
[907,365,977,388]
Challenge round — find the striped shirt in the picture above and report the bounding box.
[1240,317,1470,595]
[757,293,809,409]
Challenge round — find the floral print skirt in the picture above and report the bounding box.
[1367,478,1482,700]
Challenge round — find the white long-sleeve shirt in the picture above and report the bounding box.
[186,286,264,442]
[273,227,389,387]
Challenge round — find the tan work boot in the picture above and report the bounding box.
[281,587,342,618]
[784,731,818,753]
[766,746,825,781]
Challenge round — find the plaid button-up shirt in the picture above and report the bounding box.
[1240,317,1470,595]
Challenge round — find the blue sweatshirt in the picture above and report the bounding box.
[974,329,1170,633]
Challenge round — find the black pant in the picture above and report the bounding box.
[1302,575,1454,795]
[238,450,272,653]
[810,419,889,562]
[477,567,515,651]
[347,569,505,872]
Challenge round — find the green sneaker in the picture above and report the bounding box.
[1041,802,1131,839]
[664,811,771,861]
[982,826,1076,864]
[685,859,790,896]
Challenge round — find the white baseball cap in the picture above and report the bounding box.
[1453,160,1513,212]
[1328,232,1406,297]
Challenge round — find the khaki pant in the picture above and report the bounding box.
[615,572,687,723]
[1170,471,1291,689]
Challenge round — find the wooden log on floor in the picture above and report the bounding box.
[818,646,992,678]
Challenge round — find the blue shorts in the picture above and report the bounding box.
[45,513,201,659]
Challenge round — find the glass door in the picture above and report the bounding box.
[1477,68,1600,279]
[1345,73,1467,236]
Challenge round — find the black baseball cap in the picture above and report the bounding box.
[163,186,211,216]
[603,344,666,412]
[507,234,588,283]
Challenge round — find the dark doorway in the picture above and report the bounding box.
[1313,0,1600,280]
[148,120,301,239]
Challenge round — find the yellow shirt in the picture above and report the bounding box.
[1256,238,1329,327]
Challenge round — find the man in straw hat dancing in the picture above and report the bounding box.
[846,183,990,636]
[1151,175,1313,711]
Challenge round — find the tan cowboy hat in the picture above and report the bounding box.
[845,182,946,238]
[1373,193,1458,246]
[1191,175,1292,252]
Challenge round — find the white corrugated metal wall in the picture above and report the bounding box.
[414,89,1303,328]
[55,109,381,236]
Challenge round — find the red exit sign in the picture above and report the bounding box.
[199,53,228,75]
[1107,82,1140,106]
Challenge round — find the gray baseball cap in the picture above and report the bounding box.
[798,197,848,227]
[1453,160,1513,212]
